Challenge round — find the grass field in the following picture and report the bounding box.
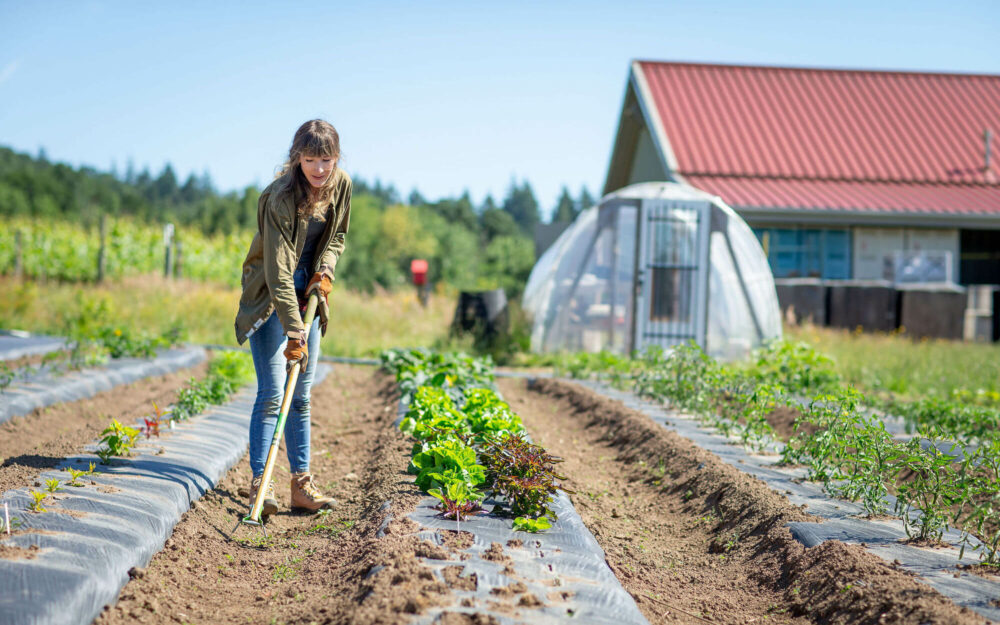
[3,275,998,395]
[0,276,457,358]
[785,323,1000,400]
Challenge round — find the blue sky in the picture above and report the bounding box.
[2,1,998,218]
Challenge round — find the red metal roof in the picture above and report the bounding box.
[635,61,1000,216]
[686,175,1000,216]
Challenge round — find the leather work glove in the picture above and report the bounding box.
[305,272,332,299]
[306,271,332,335]
[284,331,308,371]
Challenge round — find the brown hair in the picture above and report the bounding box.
[276,119,341,216]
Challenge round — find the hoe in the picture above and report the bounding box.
[236,292,320,535]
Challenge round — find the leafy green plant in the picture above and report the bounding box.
[830,416,903,517]
[513,516,552,533]
[387,348,567,532]
[409,439,486,492]
[781,390,865,486]
[744,340,842,395]
[893,431,964,542]
[171,353,250,421]
[0,363,13,391]
[93,325,159,359]
[97,419,140,463]
[955,437,1000,565]
[480,433,566,521]
[66,468,88,487]
[882,395,1000,444]
[143,401,170,438]
[428,480,485,521]
[44,478,60,493]
[0,508,21,534]
[207,350,254,386]
[28,490,48,513]
[172,380,210,421]
[399,387,470,446]
[461,387,526,443]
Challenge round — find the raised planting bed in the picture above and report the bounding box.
[0,353,281,625]
[500,376,998,625]
[0,346,206,425]
[561,377,1000,623]
[553,343,1000,566]
[0,356,210,497]
[379,348,652,624]
[0,333,68,362]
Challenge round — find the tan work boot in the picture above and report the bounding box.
[249,475,279,517]
[290,472,336,511]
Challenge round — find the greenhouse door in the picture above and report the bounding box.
[633,199,710,352]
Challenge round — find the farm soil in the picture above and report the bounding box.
[65,365,986,624]
[0,350,66,371]
[499,377,986,625]
[96,366,461,625]
[0,359,210,494]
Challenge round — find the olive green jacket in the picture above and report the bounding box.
[234,169,352,344]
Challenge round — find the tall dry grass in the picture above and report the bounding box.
[785,323,1000,399]
[0,277,456,358]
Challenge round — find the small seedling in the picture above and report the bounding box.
[44,478,60,493]
[272,556,302,581]
[66,468,88,487]
[28,490,48,513]
[97,419,140,463]
[143,401,171,438]
[723,532,740,552]
[0,363,13,391]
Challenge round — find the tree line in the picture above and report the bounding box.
[0,146,596,296]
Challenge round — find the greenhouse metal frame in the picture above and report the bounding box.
[523,182,781,360]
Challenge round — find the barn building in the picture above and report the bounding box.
[603,61,1000,287]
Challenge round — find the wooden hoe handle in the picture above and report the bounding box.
[246,293,320,524]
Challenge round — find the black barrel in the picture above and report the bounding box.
[452,289,509,342]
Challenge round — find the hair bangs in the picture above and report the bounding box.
[300,132,338,160]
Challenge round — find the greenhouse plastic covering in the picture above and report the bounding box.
[523,182,781,360]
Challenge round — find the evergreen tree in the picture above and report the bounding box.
[552,186,576,223]
[578,186,595,213]
[480,207,520,242]
[479,194,497,214]
[427,190,478,232]
[501,179,539,235]
[408,188,425,207]
[180,173,200,204]
[153,164,179,203]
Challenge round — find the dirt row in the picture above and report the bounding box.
[0,350,66,372]
[0,359,210,494]
[95,365,488,624]
[502,378,986,625]
[2,363,989,624]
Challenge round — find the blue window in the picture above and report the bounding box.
[753,227,851,279]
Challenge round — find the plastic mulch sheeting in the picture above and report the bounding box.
[572,379,1000,623]
[0,334,68,361]
[0,347,206,425]
[393,400,651,625]
[0,364,332,625]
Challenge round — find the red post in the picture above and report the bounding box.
[410,259,429,307]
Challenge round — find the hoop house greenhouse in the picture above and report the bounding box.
[523,182,782,360]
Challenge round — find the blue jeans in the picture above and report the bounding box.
[248,309,320,477]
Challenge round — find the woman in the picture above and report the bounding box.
[234,119,351,515]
